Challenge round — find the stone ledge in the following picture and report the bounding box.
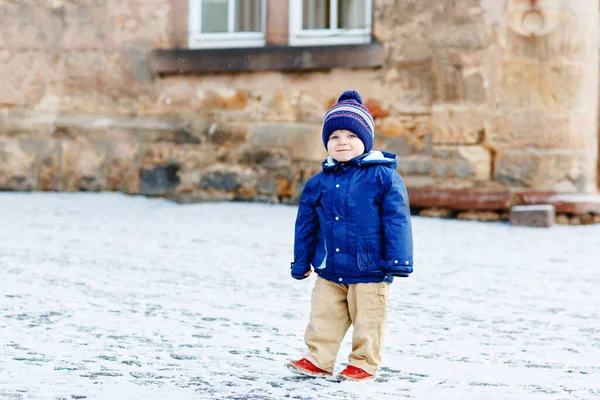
[407,188,600,217]
[150,42,383,74]
[407,188,513,211]
[516,192,600,215]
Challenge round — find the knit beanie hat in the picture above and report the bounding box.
[322,90,375,153]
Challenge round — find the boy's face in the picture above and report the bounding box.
[327,129,365,162]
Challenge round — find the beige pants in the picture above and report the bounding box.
[303,276,390,375]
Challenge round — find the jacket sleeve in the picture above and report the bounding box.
[291,178,320,279]
[379,170,414,277]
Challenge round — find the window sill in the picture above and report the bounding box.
[150,41,383,75]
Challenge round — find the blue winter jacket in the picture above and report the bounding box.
[291,151,414,284]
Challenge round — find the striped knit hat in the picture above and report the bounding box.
[322,90,375,153]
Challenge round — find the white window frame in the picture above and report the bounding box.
[288,0,372,46]
[188,0,267,49]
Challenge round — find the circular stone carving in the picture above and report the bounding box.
[507,0,561,37]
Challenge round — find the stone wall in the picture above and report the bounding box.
[0,0,598,207]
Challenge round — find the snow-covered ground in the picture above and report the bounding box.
[0,193,598,400]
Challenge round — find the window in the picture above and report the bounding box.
[188,0,266,49]
[289,0,372,46]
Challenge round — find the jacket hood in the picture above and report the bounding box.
[322,151,398,171]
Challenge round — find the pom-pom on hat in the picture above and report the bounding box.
[322,90,375,153]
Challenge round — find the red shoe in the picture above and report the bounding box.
[286,358,331,377]
[338,365,375,381]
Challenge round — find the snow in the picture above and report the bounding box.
[511,205,555,212]
[0,192,599,400]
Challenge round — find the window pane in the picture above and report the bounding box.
[338,0,366,29]
[303,0,330,30]
[235,0,262,32]
[202,0,228,33]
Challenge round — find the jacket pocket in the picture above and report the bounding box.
[357,235,383,273]
[311,237,327,270]
[356,237,369,272]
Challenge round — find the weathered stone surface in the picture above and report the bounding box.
[109,0,170,48]
[297,95,325,123]
[139,164,180,196]
[250,123,326,163]
[0,3,46,49]
[105,141,139,193]
[494,151,589,191]
[56,3,113,50]
[501,61,584,112]
[199,164,257,194]
[403,176,434,188]
[0,138,36,191]
[138,143,172,169]
[19,136,60,191]
[256,172,278,196]
[431,105,486,145]
[0,51,54,106]
[510,205,556,228]
[59,138,106,192]
[200,89,249,111]
[364,99,390,119]
[172,144,217,171]
[433,145,491,180]
[396,156,432,176]
[487,112,589,149]
[241,150,292,171]
[207,122,252,146]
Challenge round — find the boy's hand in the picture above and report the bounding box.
[290,262,312,280]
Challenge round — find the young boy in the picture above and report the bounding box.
[287,90,414,381]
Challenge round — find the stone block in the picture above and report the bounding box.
[56,3,113,50]
[207,122,252,146]
[200,89,249,111]
[110,0,171,48]
[172,144,217,171]
[255,92,297,122]
[0,51,54,106]
[510,205,555,228]
[139,164,180,196]
[105,141,139,193]
[501,61,584,111]
[487,112,590,150]
[250,123,327,163]
[242,150,292,170]
[199,164,257,193]
[59,138,106,191]
[297,95,325,123]
[396,156,432,176]
[0,138,36,191]
[432,145,491,180]
[0,3,46,49]
[431,105,486,144]
[494,150,590,191]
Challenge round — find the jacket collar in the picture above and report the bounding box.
[322,151,398,171]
